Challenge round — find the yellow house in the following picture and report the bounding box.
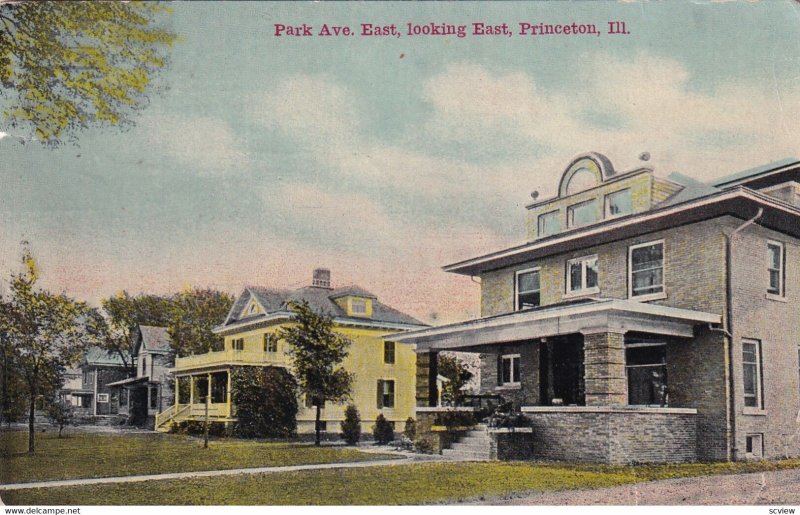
[155,269,427,435]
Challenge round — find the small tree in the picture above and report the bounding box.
[46,399,74,437]
[373,414,394,445]
[403,417,416,441]
[340,404,361,445]
[438,354,474,406]
[280,301,353,446]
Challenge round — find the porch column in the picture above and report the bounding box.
[226,370,232,417]
[582,330,627,406]
[174,376,179,405]
[207,372,212,404]
[189,375,195,405]
[415,351,438,407]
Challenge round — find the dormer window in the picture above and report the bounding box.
[538,210,560,238]
[351,299,367,315]
[605,189,632,218]
[567,199,598,228]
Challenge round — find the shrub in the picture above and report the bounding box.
[414,438,434,454]
[46,400,75,437]
[232,366,298,438]
[372,413,394,445]
[403,417,416,441]
[433,410,476,429]
[340,404,361,445]
[170,420,230,437]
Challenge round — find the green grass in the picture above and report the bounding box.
[0,429,395,484]
[4,458,800,505]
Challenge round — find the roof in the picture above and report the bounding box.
[136,325,171,354]
[84,346,129,367]
[220,284,426,331]
[710,157,800,188]
[660,172,722,206]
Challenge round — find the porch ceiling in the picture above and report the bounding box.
[386,298,720,352]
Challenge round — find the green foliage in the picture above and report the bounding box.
[403,417,416,441]
[0,330,26,425]
[0,2,176,145]
[413,438,434,454]
[279,301,353,446]
[340,404,361,445]
[45,399,75,437]
[231,367,298,438]
[170,420,230,438]
[372,414,394,445]
[167,288,234,358]
[97,291,173,373]
[437,354,474,406]
[433,411,476,429]
[0,247,94,452]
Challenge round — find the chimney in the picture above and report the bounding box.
[312,268,331,289]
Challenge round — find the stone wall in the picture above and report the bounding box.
[522,407,697,464]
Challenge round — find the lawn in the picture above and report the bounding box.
[0,429,395,484]
[4,458,800,505]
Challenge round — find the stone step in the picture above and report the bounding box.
[442,449,492,461]
[451,443,490,453]
[458,436,491,446]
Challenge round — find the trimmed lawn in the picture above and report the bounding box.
[4,459,800,505]
[0,430,395,484]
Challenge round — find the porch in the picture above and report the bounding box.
[155,369,234,432]
[390,298,722,464]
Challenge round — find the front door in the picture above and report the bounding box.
[539,336,585,406]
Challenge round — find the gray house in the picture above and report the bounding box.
[392,152,800,464]
[108,325,174,428]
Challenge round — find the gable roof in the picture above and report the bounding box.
[83,346,129,367]
[219,283,426,332]
[134,325,171,355]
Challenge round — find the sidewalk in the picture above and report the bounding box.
[0,456,437,491]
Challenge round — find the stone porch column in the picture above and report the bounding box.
[582,330,627,406]
[415,351,438,407]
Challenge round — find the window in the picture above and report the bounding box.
[351,299,367,315]
[629,240,665,298]
[625,342,667,406]
[263,334,278,352]
[149,386,158,409]
[743,340,763,409]
[538,210,561,238]
[745,434,763,458]
[384,341,395,364]
[377,379,395,408]
[567,199,598,228]
[767,241,784,296]
[515,268,541,310]
[499,354,521,386]
[566,255,599,295]
[97,393,109,403]
[83,370,93,385]
[232,338,244,351]
[141,356,147,376]
[605,189,632,218]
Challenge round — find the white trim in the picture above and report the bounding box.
[537,209,561,238]
[214,311,427,336]
[566,254,599,295]
[567,198,599,229]
[758,180,800,194]
[742,339,763,410]
[628,239,666,300]
[604,188,633,219]
[444,188,800,275]
[514,267,541,311]
[500,353,521,385]
[387,298,721,343]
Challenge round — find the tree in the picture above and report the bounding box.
[97,291,173,374]
[403,417,416,441]
[438,354,474,407]
[0,327,26,427]
[372,414,394,445]
[0,249,92,453]
[0,2,176,145]
[340,404,361,445]
[46,399,75,438]
[231,366,298,438]
[168,287,234,357]
[279,301,353,446]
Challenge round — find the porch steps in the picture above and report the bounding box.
[441,424,493,461]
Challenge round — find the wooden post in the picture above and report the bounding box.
[203,372,211,449]
[226,370,232,418]
[189,375,194,407]
[174,376,179,406]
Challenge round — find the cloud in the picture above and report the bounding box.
[142,115,249,174]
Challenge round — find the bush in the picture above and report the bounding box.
[433,410,476,429]
[372,413,394,444]
[46,400,75,437]
[169,420,230,437]
[231,366,298,438]
[403,417,416,441]
[340,404,361,445]
[414,438,434,454]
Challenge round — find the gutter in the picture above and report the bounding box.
[723,207,763,461]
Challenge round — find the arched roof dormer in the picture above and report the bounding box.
[557,152,616,198]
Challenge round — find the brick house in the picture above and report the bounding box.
[390,152,800,464]
[108,325,175,428]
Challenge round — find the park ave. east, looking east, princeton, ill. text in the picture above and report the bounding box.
[273,21,630,38]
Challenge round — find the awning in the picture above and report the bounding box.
[106,376,150,388]
[386,298,721,352]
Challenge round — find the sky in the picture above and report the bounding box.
[2,1,800,324]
